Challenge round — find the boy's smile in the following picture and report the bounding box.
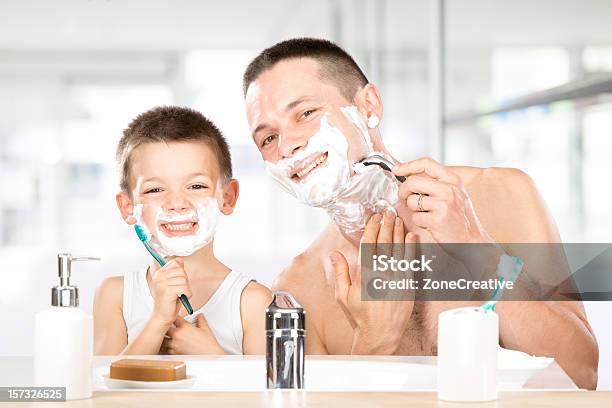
[159,220,199,237]
[156,208,200,237]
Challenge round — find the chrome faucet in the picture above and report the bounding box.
[266,291,305,389]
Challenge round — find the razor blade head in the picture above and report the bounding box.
[358,154,406,182]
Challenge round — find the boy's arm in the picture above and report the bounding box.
[120,259,194,355]
[94,258,191,355]
[93,276,173,356]
[240,282,273,355]
[119,316,170,355]
[93,277,128,355]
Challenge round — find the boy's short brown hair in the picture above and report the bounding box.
[116,106,233,193]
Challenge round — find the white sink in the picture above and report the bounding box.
[94,356,436,392]
[92,350,563,392]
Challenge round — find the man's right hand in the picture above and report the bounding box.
[149,258,193,328]
[330,210,416,355]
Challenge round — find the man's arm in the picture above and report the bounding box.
[483,168,599,390]
[394,159,598,389]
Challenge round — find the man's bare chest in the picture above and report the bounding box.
[320,299,438,355]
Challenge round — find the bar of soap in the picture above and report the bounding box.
[110,359,186,382]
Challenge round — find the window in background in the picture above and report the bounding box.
[583,46,612,72]
[0,83,173,247]
[446,46,612,242]
[583,104,612,241]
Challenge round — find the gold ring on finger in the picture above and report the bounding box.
[417,193,425,212]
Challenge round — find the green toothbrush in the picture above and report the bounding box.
[482,255,524,313]
[482,278,505,312]
[134,224,193,315]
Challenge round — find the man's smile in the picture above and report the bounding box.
[290,151,329,182]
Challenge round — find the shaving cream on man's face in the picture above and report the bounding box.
[265,114,351,207]
[133,197,222,257]
[263,106,399,237]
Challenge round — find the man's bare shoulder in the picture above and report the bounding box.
[271,225,338,304]
[450,165,533,189]
[272,247,325,301]
[451,165,558,242]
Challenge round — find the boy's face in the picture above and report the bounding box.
[116,141,238,257]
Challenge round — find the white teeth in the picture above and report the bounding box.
[295,154,326,179]
[163,223,195,231]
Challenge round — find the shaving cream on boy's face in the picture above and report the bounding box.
[132,194,222,257]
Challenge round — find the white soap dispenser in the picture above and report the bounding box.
[34,253,99,400]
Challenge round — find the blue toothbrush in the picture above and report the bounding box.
[134,224,193,315]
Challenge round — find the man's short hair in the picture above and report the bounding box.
[116,106,232,193]
[243,37,369,101]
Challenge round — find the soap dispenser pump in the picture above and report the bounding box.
[34,253,100,400]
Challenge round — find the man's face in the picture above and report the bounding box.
[245,58,373,205]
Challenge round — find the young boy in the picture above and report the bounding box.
[93,106,271,355]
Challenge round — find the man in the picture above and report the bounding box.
[242,38,598,389]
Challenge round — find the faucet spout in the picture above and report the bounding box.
[265,291,306,389]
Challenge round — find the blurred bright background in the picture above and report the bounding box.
[0,0,611,388]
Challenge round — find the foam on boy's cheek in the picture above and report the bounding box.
[132,202,157,236]
[130,175,223,257]
[132,202,158,244]
[153,199,221,257]
[132,198,222,257]
[132,203,145,230]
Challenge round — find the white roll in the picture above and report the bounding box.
[437,306,499,402]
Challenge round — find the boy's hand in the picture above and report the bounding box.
[162,314,226,355]
[150,258,192,328]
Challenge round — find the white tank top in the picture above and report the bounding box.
[122,267,254,355]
